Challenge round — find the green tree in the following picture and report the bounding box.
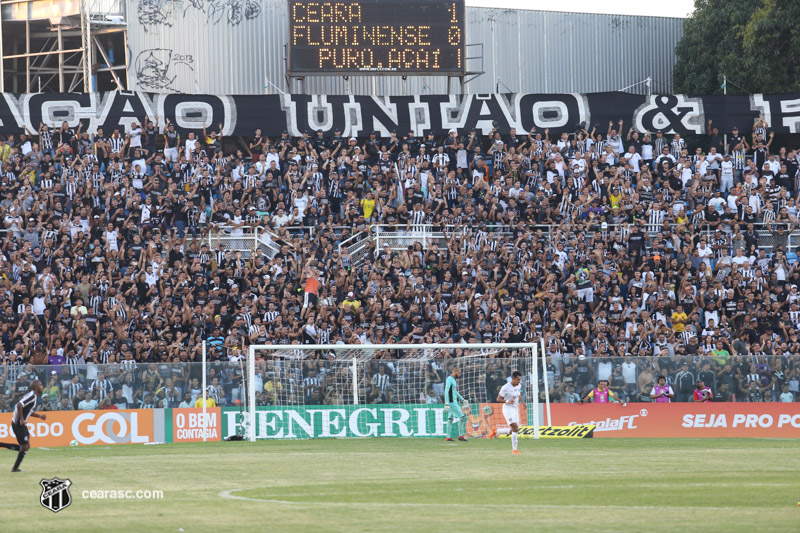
[739,0,800,93]
[673,0,800,94]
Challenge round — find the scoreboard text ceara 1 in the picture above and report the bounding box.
[287,0,466,75]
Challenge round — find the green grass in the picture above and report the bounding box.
[0,438,799,532]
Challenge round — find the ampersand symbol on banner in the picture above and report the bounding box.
[641,96,691,131]
[634,94,704,134]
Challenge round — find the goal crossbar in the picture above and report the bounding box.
[250,342,540,351]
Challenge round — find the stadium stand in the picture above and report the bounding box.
[0,119,798,410]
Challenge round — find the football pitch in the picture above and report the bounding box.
[0,438,798,532]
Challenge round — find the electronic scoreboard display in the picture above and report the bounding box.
[288,0,466,75]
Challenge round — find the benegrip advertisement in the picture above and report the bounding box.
[551,403,800,438]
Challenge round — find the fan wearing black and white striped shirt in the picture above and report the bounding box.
[646,202,667,232]
[408,204,426,230]
[89,372,113,401]
[670,135,686,157]
[65,376,84,400]
[302,371,321,399]
[0,380,45,472]
[39,126,54,153]
[373,366,391,393]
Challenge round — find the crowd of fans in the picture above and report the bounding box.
[1,114,799,410]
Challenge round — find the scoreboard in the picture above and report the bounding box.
[287,0,466,75]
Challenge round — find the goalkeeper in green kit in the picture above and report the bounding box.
[444,367,468,442]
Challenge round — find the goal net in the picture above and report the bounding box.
[243,343,548,440]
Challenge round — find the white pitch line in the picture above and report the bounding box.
[357,482,796,495]
[220,482,796,499]
[217,488,781,511]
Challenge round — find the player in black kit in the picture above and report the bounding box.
[0,380,46,472]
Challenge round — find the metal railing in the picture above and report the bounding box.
[338,230,372,266]
[337,225,453,267]
[1,354,796,413]
[374,225,450,251]
[334,220,800,267]
[206,227,282,259]
[2,219,795,266]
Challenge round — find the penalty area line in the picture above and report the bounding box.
[217,489,772,511]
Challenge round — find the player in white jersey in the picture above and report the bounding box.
[489,370,522,454]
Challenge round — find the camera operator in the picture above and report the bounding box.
[693,380,714,403]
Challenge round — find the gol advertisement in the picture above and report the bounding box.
[0,409,160,448]
[551,403,800,438]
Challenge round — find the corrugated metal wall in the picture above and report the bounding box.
[126,1,684,95]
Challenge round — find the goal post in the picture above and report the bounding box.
[248,342,256,442]
[245,342,547,441]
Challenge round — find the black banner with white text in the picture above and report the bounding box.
[1,91,800,137]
